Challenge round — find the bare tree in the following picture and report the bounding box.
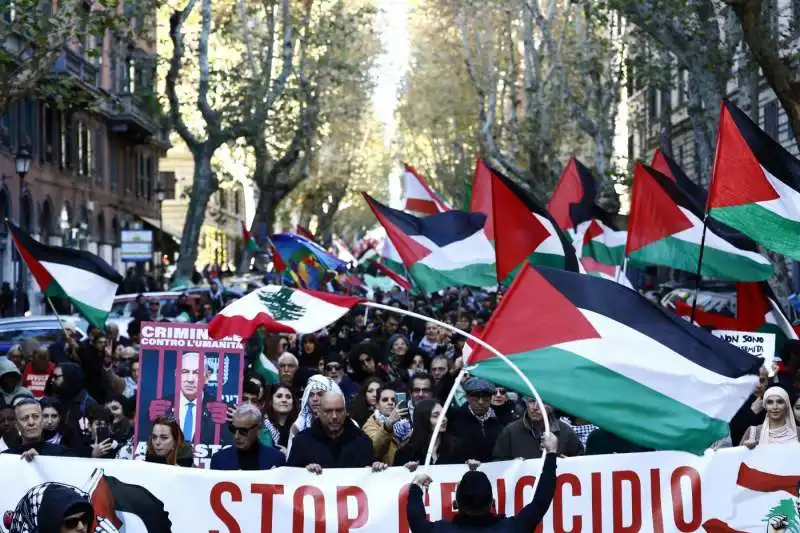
[167,0,295,280]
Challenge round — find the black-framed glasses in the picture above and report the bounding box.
[62,513,91,529]
[325,364,342,371]
[228,423,259,435]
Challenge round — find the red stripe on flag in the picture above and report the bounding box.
[373,261,412,290]
[9,230,54,292]
[403,163,449,212]
[736,462,800,496]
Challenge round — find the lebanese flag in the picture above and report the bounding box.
[708,100,800,259]
[402,163,450,215]
[626,163,773,281]
[209,285,365,338]
[547,157,598,231]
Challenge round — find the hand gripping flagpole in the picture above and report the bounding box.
[360,302,551,470]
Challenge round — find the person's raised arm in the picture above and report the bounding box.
[407,474,436,533]
[515,432,558,530]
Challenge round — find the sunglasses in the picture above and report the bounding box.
[62,513,91,529]
[325,364,342,371]
[494,389,507,395]
[228,423,259,435]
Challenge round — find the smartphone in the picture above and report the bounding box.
[396,392,407,405]
[95,426,111,442]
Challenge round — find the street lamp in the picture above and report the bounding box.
[14,141,31,315]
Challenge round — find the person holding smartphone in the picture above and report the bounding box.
[81,404,117,459]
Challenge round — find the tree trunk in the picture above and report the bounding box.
[176,150,215,281]
[685,68,718,183]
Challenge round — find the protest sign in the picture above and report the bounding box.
[712,329,776,372]
[1,445,798,532]
[134,322,245,468]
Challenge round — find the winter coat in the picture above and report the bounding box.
[0,357,32,408]
[362,412,401,465]
[286,418,374,469]
[406,453,557,533]
[448,405,503,462]
[493,416,583,460]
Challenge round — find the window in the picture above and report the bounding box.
[627,135,634,163]
[159,171,176,199]
[40,103,57,164]
[764,100,779,140]
[234,189,241,214]
[678,69,688,106]
[146,156,153,201]
[60,112,74,170]
[648,87,658,119]
[76,121,92,176]
[0,111,9,147]
[94,128,105,185]
[109,141,118,192]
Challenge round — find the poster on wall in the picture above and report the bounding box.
[121,230,153,262]
[133,322,244,468]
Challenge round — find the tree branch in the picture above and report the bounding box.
[167,0,200,148]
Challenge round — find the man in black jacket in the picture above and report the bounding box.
[449,377,503,462]
[407,433,558,532]
[3,398,72,460]
[287,392,386,474]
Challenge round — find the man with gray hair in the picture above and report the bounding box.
[210,403,285,471]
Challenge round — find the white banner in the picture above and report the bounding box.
[1,445,798,532]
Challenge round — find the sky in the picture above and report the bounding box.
[373,0,411,207]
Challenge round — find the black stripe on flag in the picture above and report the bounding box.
[7,221,123,284]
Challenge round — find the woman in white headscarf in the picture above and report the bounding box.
[741,386,800,448]
[287,375,343,453]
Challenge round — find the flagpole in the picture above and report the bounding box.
[361,302,551,468]
[45,296,72,339]
[689,214,710,323]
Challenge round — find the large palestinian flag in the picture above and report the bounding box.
[472,159,579,283]
[547,157,598,231]
[626,163,773,281]
[7,221,122,327]
[468,264,761,453]
[708,100,800,259]
[402,163,450,215]
[364,193,497,292]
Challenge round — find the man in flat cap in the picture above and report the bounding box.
[448,377,503,462]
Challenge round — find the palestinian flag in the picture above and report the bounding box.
[209,285,365,338]
[372,260,412,290]
[253,352,280,384]
[87,470,172,532]
[675,282,797,361]
[575,206,626,267]
[364,193,497,292]
[547,157,598,231]
[241,221,260,253]
[651,148,707,201]
[467,264,761,453]
[708,100,800,259]
[296,224,316,241]
[474,159,579,283]
[626,163,773,281]
[8,221,122,328]
[402,163,450,215]
[469,158,496,240]
[379,237,405,276]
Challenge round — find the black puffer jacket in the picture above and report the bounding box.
[287,419,373,468]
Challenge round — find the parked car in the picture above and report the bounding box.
[0,316,88,356]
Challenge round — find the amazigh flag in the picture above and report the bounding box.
[478,159,579,283]
[402,163,450,215]
[209,285,365,338]
[364,193,497,292]
[547,157,598,231]
[707,100,800,259]
[626,163,773,281]
[87,470,172,532]
[7,221,122,328]
[467,264,761,453]
[241,221,260,253]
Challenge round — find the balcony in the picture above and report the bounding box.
[106,92,158,144]
[50,47,99,90]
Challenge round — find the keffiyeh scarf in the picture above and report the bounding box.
[374,411,412,442]
[293,375,343,434]
[8,483,87,533]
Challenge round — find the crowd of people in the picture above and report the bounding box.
[1,283,799,483]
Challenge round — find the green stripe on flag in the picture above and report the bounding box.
[629,236,773,281]
[583,242,625,267]
[45,284,110,328]
[409,262,497,293]
[710,203,800,260]
[254,353,280,384]
[470,346,730,453]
